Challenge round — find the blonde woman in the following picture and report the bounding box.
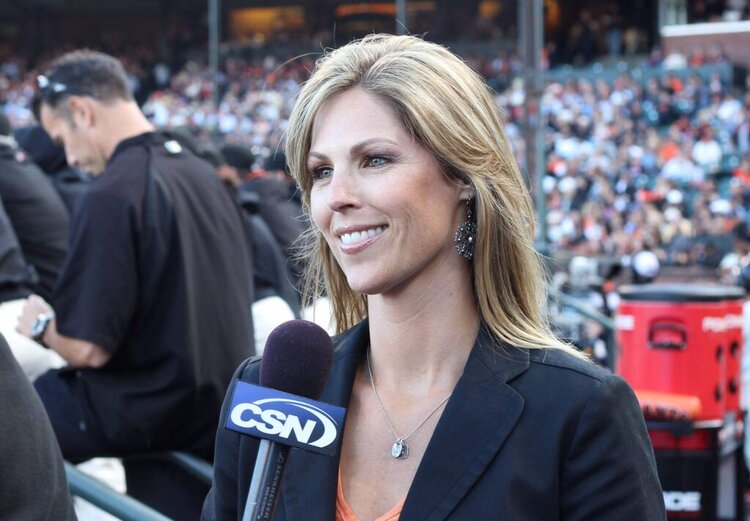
[204,34,665,521]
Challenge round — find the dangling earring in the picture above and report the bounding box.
[454,198,476,261]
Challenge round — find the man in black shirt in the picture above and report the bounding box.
[16,50,254,518]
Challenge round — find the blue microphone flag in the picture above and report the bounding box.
[226,381,346,457]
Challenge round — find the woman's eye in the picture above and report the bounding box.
[311,166,333,180]
[367,156,389,167]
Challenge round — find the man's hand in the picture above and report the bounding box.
[16,295,54,338]
[16,294,111,368]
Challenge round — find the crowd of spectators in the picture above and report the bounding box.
[524,65,750,272]
[2,40,749,278]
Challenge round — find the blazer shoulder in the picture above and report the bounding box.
[527,347,615,384]
[331,320,369,359]
[331,329,351,348]
[331,320,362,343]
[236,355,262,383]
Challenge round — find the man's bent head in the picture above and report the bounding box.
[34,50,134,175]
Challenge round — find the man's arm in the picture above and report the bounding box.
[16,294,111,368]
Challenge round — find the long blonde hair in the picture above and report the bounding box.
[286,34,582,356]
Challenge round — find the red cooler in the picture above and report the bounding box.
[616,284,745,421]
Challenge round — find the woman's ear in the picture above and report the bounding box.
[459,184,476,202]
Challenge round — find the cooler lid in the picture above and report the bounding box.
[618,283,745,302]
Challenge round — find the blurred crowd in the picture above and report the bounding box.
[2,41,750,279]
[530,67,749,271]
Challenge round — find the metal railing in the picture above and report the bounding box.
[164,451,213,486]
[66,452,213,521]
[66,463,171,521]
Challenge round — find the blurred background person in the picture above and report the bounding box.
[0,113,69,301]
[0,195,64,381]
[222,142,306,290]
[13,124,91,215]
[0,332,76,521]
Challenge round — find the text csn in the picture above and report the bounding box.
[230,398,337,448]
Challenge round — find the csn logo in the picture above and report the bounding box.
[230,397,339,449]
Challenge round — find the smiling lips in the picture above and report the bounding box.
[338,226,386,252]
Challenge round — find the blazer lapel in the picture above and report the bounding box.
[401,327,530,521]
[280,321,369,521]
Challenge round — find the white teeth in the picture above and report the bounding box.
[341,227,384,245]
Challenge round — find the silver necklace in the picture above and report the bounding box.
[366,349,452,460]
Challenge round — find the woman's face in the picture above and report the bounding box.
[308,88,469,296]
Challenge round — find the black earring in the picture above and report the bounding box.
[454,198,476,261]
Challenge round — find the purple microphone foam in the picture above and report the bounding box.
[259,320,334,400]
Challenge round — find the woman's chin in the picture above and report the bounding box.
[344,274,389,296]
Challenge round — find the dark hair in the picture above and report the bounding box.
[220,143,255,172]
[33,49,132,120]
[265,151,288,173]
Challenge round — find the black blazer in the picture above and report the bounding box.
[203,321,666,520]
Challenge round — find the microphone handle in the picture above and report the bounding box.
[242,439,291,521]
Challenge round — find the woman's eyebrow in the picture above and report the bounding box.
[308,151,328,162]
[309,138,399,160]
[350,138,399,156]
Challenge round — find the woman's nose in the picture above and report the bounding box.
[326,170,360,212]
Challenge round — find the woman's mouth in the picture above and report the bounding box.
[340,226,385,246]
[338,226,386,253]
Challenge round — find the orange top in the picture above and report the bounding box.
[336,469,405,521]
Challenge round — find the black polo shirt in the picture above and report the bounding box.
[52,132,254,455]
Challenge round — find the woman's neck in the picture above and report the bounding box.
[365,274,479,395]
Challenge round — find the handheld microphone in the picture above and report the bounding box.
[225,320,343,521]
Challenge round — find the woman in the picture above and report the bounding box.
[204,34,665,521]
